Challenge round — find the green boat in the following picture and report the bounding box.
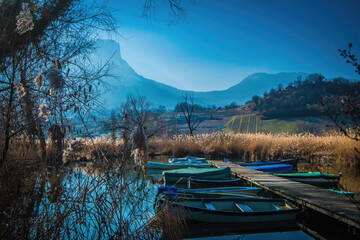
[274,172,340,188]
[157,197,299,223]
[163,167,231,183]
[148,161,212,170]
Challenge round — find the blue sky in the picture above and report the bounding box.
[105,0,360,91]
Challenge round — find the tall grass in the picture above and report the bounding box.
[147,132,360,166]
[57,132,360,166]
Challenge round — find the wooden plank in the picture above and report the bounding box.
[208,160,360,230]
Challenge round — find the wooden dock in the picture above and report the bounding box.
[208,160,360,232]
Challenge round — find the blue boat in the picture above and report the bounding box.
[148,161,212,170]
[187,177,244,189]
[247,164,293,173]
[169,156,206,164]
[238,159,295,167]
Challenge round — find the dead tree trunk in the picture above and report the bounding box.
[1,82,15,169]
[48,124,65,166]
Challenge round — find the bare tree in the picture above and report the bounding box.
[142,0,190,22]
[108,94,162,160]
[119,94,162,139]
[324,96,359,141]
[0,0,117,168]
[321,43,360,143]
[113,94,162,173]
[178,93,203,136]
[339,43,360,75]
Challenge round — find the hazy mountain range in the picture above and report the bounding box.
[95,39,309,109]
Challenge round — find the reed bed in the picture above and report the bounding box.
[58,132,360,167]
[150,132,359,166]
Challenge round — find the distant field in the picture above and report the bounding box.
[226,114,333,134]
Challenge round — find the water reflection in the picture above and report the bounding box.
[180,220,305,239]
[0,161,164,239]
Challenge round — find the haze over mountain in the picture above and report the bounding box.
[96,40,309,108]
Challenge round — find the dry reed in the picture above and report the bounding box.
[147,132,360,166]
[52,132,360,167]
[4,132,358,167]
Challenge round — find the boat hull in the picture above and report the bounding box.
[247,164,293,173]
[159,197,298,223]
[238,159,296,166]
[185,186,262,195]
[169,156,206,163]
[157,186,262,200]
[148,161,212,170]
[187,177,244,188]
[177,208,297,223]
[163,167,231,183]
[274,172,340,188]
[281,177,338,188]
[180,220,299,239]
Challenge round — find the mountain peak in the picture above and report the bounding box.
[93,40,314,108]
[95,39,122,61]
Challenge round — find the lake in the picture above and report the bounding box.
[3,156,358,239]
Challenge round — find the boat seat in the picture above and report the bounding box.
[273,204,287,210]
[235,202,254,212]
[203,201,216,211]
[273,204,282,210]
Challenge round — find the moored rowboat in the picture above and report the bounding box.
[169,156,206,164]
[184,186,261,195]
[273,172,339,188]
[163,167,231,183]
[187,177,243,189]
[157,186,262,199]
[148,161,212,170]
[247,164,293,173]
[238,159,296,166]
[157,197,299,223]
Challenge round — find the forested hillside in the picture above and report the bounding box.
[251,74,360,119]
